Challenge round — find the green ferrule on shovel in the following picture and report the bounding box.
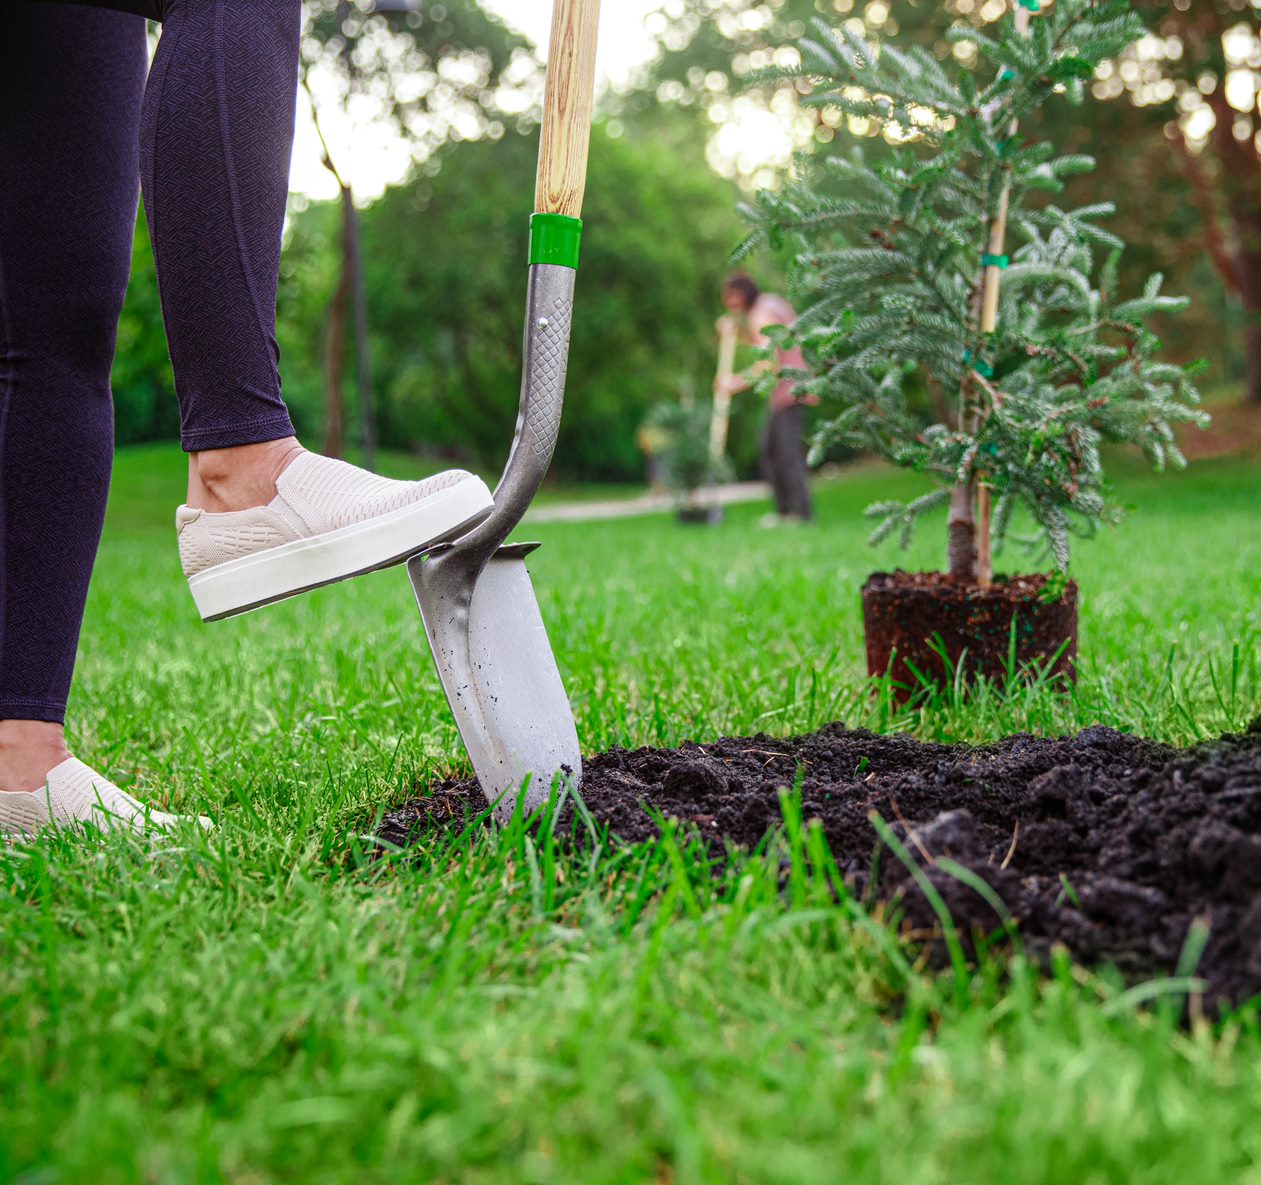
[529,213,583,269]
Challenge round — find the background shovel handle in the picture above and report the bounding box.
[534,0,601,218]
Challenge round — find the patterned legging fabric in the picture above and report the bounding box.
[0,1,300,724]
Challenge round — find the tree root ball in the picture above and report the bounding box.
[862,570,1078,697]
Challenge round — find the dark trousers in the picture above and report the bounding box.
[760,405,812,521]
[1,1,300,723]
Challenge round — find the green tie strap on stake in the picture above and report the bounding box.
[983,253,1009,270]
[963,350,995,379]
[1001,1,1038,81]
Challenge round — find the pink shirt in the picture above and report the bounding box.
[750,294,807,411]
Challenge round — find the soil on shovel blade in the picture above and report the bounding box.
[380,720,1261,1012]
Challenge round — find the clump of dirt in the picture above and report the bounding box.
[380,720,1261,1011]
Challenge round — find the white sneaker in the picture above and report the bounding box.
[177,454,494,621]
[0,758,213,838]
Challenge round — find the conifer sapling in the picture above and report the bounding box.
[739,0,1206,585]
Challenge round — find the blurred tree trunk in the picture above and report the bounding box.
[1208,87,1261,406]
[342,183,377,469]
[323,231,351,457]
[1237,233,1261,407]
[334,1,378,470]
[319,184,379,466]
[1175,127,1261,406]
[304,64,379,466]
[1153,0,1261,405]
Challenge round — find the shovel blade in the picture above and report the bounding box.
[409,543,581,822]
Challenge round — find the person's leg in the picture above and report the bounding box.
[139,0,300,468]
[0,5,148,789]
[141,0,491,621]
[1,0,489,826]
[33,0,282,508]
[759,414,785,518]
[764,410,795,518]
[33,0,162,17]
[781,405,813,521]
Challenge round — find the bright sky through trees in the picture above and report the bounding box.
[286,2,1260,207]
[289,0,663,199]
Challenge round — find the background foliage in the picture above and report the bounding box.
[280,117,743,482]
[115,103,746,483]
[110,0,1261,480]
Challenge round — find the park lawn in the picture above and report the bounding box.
[2,444,1260,1184]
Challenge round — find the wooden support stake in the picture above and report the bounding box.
[979,3,1031,338]
[973,1,1033,587]
[977,482,993,587]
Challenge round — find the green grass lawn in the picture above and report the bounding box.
[3,445,1260,1184]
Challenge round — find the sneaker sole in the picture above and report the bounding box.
[188,475,495,622]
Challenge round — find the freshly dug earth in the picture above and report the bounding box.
[380,721,1261,1011]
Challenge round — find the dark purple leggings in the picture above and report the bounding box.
[0,1,300,724]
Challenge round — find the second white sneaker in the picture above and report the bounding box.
[0,758,213,837]
[177,453,494,621]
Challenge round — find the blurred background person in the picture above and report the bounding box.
[717,272,815,526]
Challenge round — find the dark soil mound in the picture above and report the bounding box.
[380,721,1261,1011]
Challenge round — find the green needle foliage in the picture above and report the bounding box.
[738,0,1207,574]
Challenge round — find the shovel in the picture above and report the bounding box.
[407,0,600,824]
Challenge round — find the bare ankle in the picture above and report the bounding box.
[188,437,305,513]
[0,720,71,793]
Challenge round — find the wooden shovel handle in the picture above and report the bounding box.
[534,0,602,218]
[709,320,738,461]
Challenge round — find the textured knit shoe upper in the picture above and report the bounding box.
[0,758,213,837]
[176,453,476,579]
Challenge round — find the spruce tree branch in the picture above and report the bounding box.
[742,0,1204,574]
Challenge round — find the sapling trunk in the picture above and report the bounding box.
[977,483,993,583]
[948,481,979,583]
